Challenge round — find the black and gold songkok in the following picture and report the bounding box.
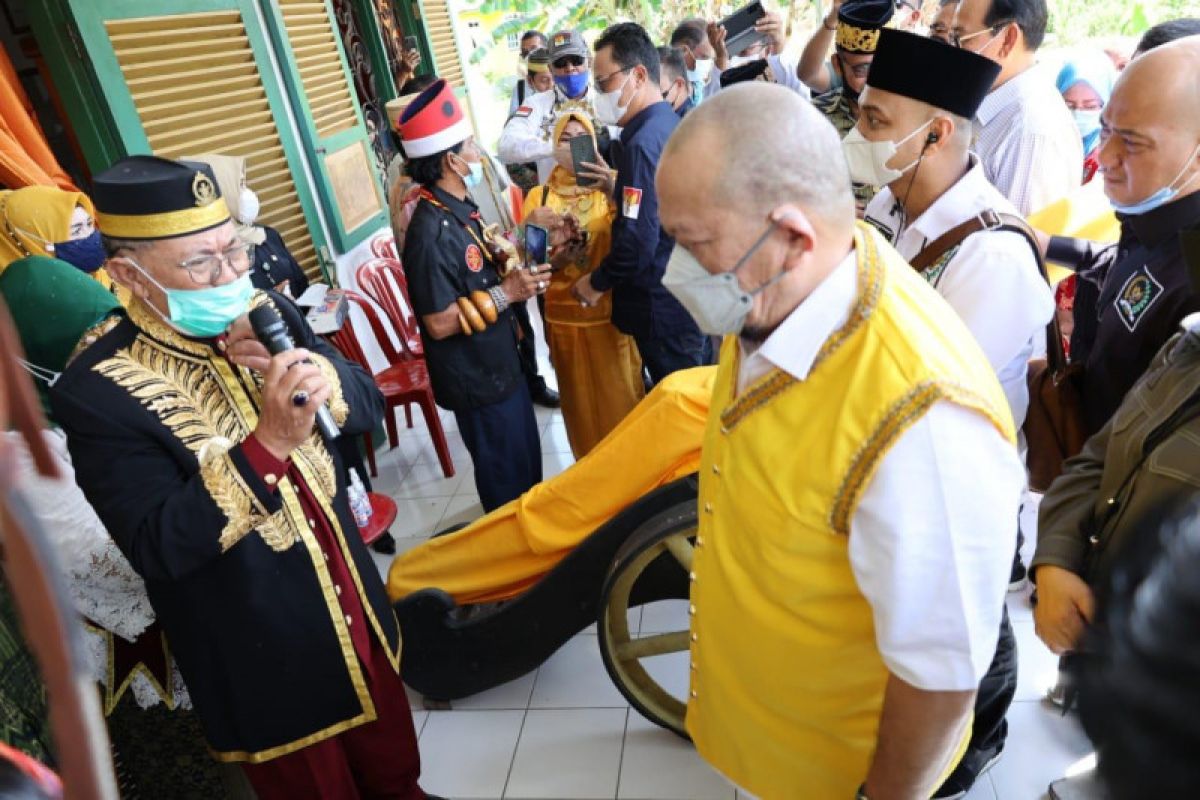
[92,155,231,240]
[836,0,895,53]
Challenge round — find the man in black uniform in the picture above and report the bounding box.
[1041,35,1200,436]
[398,80,546,512]
[50,156,438,799]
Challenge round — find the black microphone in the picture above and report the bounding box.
[248,305,340,441]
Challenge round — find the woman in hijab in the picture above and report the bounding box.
[523,111,644,459]
[1056,50,1117,185]
[187,153,309,297]
[0,185,109,284]
[0,260,249,797]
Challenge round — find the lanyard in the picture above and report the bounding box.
[418,189,494,262]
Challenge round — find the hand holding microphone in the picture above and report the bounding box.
[228,306,341,461]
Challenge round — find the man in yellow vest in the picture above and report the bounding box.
[657,83,1025,799]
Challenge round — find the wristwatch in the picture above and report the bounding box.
[855,785,871,800]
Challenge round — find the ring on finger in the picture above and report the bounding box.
[292,390,310,408]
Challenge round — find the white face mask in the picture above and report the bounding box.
[593,71,633,126]
[687,57,714,83]
[236,186,260,226]
[663,224,786,336]
[841,119,934,187]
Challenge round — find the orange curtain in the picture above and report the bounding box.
[0,46,76,191]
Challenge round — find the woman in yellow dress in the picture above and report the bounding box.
[0,185,115,291]
[524,111,644,459]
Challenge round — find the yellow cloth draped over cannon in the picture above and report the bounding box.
[387,367,717,605]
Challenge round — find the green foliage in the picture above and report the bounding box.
[469,0,1198,64]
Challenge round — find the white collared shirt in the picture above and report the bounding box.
[735,249,1024,691]
[864,159,1055,427]
[974,63,1084,215]
[498,87,599,184]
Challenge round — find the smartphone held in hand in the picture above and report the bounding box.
[524,224,549,269]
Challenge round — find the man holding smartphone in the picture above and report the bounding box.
[572,23,710,385]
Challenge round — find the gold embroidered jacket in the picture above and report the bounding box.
[50,292,393,761]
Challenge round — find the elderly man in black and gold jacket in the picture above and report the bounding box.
[50,156,438,800]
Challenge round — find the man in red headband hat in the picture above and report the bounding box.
[398,80,547,512]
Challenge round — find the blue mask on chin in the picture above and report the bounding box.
[52,230,107,273]
[554,70,590,99]
[1110,144,1200,216]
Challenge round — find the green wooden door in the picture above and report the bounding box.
[261,0,389,253]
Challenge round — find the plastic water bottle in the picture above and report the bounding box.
[348,469,373,529]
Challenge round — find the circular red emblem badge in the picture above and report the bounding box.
[465,244,483,273]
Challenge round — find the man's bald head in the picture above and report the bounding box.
[661,83,855,230]
[1118,35,1200,128]
[1100,35,1200,207]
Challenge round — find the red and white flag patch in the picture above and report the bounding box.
[622,187,643,220]
[513,106,533,118]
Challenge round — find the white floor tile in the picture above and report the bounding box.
[389,495,453,539]
[438,493,486,534]
[618,713,733,799]
[363,458,411,497]
[506,708,628,799]
[542,450,576,481]
[1013,620,1062,702]
[636,647,691,706]
[412,428,471,467]
[390,457,468,499]
[530,633,628,709]
[541,421,573,454]
[962,773,999,800]
[1006,587,1036,623]
[451,671,537,711]
[412,710,429,739]
[640,599,690,635]
[418,709,525,799]
[989,701,1093,800]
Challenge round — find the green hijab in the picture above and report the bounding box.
[0,255,122,424]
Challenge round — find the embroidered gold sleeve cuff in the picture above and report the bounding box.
[199,440,284,552]
[310,353,350,425]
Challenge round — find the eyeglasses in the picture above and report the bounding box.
[179,242,255,286]
[553,55,585,69]
[594,65,632,91]
[951,20,1010,48]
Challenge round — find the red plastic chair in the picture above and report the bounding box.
[330,290,456,478]
[370,233,399,261]
[357,258,424,360]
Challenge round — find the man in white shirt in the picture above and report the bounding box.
[498,30,597,184]
[855,29,1054,798]
[657,82,1024,800]
[951,0,1083,215]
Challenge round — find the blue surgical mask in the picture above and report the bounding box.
[1072,109,1102,154]
[453,154,484,189]
[129,259,254,338]
[53,230,107,273]
[554,70,590,99]
[1110,143,1200,216]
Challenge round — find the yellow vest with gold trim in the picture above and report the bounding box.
[685,224,1015,799]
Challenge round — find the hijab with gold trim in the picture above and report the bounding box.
[0,186,98,270]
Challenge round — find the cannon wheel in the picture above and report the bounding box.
[598,497,697,739]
